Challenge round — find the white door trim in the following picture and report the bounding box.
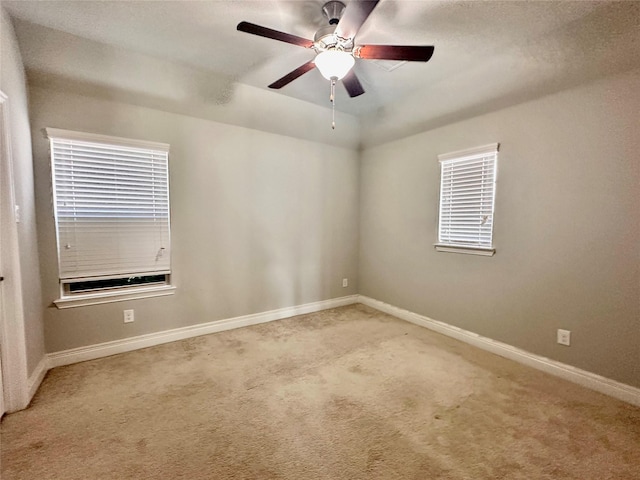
[0,91,30,412]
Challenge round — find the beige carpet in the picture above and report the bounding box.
[2,304,639,479]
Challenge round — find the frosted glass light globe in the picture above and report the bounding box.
[315,50,355,80]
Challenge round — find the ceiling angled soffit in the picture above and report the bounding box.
[4,0,640,144]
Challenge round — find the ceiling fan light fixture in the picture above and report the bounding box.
[315,50,355,80]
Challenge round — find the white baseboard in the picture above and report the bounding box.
[358,295,640,407]
[47,295,359,369]
[41,293,640,408]
[26,356,48,404]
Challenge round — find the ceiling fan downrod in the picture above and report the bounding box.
[322,1,346,26]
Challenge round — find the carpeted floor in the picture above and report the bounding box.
[2,304,639,479]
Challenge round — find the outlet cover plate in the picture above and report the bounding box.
[557,329,571,346]
[124,309,135,323]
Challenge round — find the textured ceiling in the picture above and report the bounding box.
[4,1,640,140]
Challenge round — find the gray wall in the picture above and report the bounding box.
[30,86,359,353]
[359,69,640,388]
[0,9,45,376]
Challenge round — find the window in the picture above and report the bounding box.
[46,128,175,308]
[436,143,498,256]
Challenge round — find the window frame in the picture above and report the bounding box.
[435,143,499,256]
[46,128,175,308]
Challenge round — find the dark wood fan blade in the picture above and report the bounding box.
[268,61,316,89]
[355,45,435,62]
[237,21,314,48]
[342,70,365,97]
[335,0,379,40]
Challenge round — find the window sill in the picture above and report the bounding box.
[434,244,495,256]
[54,285,176,309]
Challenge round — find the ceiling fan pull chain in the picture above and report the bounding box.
[330,78,336,129]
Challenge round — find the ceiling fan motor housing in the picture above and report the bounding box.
[315,1,352,52]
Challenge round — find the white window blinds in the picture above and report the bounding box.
[437,144,498,249]
[47,129,171,281]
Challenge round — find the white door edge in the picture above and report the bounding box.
[0,91,30,413]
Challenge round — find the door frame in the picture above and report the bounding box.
[0,90,30,413]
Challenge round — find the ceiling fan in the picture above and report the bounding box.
[237,0,434,126]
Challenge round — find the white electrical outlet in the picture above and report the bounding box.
[123,309,135,323]
[557,329,571,346]
[342,278,348,288]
